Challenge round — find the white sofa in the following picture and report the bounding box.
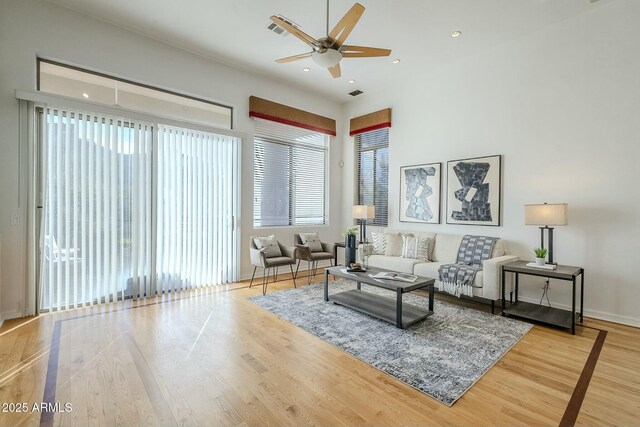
[366,230,518,309]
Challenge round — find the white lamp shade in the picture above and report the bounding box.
[312,49,342,68]
[524,203,568,226]
[352,205,375,219]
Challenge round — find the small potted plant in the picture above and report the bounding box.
[533,248,548,266]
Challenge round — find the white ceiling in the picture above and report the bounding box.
[44,0,609,103]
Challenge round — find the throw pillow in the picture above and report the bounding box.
[371,232,388,255]
[299,232,323,252]
[384,233,404,257]
[253,235,282,258]
[402,235,430,261]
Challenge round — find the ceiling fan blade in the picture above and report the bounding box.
[329,3,365,47]
[270,16,320,48]
[340,45,392,58]
[275,52,313,63]
[328,63,341,79]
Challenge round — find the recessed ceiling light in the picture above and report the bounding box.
[392,58,400,64]
[82,92,89,98]
[348,79,355,84]
[303,67,310,72]
[451,31,462,38]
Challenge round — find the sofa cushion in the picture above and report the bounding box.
[368,255,427,274]
[384,233,404,257]
[371,232,388,255]
[414,262,484,288]
[401,235,430,261]
[432,234,464,263]
[492,238,506,258]
[299,232,323,252]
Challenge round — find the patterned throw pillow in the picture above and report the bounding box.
[402,235,431,261]
[299,232,323,252]
[384,233,404,257]
[253,235,282,258]
[371,232,388,255]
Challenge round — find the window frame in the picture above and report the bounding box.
[355,127,389,227]
[37,58,234,129]
[252,119,330,228]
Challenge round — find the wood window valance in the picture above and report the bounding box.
[249,96,336,136]
[349,108,392,136]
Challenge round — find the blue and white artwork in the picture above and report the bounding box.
[446,155,501,226]
[400,163,441,224]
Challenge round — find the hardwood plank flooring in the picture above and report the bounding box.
[0,273,638,426]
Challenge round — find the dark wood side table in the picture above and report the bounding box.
[502,260,584,334]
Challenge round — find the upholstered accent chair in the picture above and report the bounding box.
[249,236,297,295]
[294,233,334,284]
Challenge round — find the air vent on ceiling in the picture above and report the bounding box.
[349,90,363,97]
[267,15,298,37]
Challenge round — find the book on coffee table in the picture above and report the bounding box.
[370,271,418,283]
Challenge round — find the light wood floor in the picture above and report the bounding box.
[0,272,638,427]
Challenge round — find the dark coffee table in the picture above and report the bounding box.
[324,266,435,329]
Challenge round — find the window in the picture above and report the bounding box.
[253,118,328,227]
[38,106,239,312]
[38,60,232,129]
[356,128,389,226]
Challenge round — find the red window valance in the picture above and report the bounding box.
[349,108,392,136]
[249,96,336,136]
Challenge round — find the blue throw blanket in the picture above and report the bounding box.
[438,235,498,297]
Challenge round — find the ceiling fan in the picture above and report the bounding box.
[270,1,392,79]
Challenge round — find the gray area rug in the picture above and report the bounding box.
[249,280,533,406]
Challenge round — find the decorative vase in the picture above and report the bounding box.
[345,234,357,266]
[359,243,370,269]
[535,257,546,266]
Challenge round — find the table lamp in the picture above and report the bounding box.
[352,205,375,243]
[524,203,568,264]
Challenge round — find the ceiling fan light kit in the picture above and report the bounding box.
[269,2,391,79]
[312,49,342,68]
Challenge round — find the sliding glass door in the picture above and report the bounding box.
[39,106,239,312]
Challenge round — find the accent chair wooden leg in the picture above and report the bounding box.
[290,264,297,288]
[262,267,269,295]
[249,266,257,288]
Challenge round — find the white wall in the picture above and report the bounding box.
[0,0,345,320]
[342,0,640,326]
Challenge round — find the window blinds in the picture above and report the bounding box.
[39,106,239,312]
[40,107,153,310]
[253,118,328,227]
[156,125,239,291]
[356,127,389,227]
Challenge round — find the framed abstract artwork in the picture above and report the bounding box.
[399,163,441,224]
[446,155,501,226]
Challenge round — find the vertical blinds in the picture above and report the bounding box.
[156,125,239,292]
[253,118,328,227]
[39,106,239,312]
[40,107,154,310]
[356,127,389,227]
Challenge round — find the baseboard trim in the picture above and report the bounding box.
[516,296,640,328]
[0,310,23,323]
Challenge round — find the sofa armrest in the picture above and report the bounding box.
[482,255,519,301]
[250,248,267,268]
[279,243,296,259]
[321,242,332,253]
